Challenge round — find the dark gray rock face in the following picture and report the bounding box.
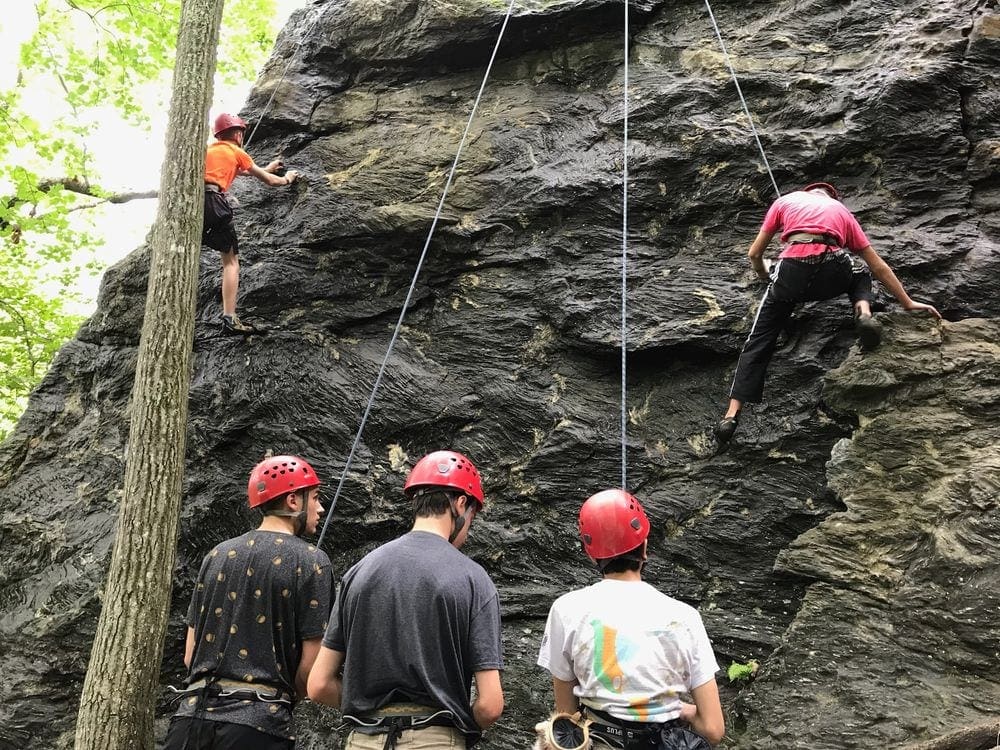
[736,316,1000,749]
[1,1,998,748]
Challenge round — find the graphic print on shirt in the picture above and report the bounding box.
[588,619,698,721]
[590,618,656,720]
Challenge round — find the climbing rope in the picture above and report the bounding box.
[703,0,781,198]
[315,0,519,550]
[243,7,319,148]
[620,0,630,490]
[257,1,771,516]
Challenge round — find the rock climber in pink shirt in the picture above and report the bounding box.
[715,182,941,444]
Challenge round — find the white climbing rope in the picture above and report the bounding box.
[243,7,319,148]
[703,0,781,198]
[262,1,775,514]
[620,0,631,490]
[316,0,519,549]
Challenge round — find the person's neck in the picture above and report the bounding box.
[603,569,643,582]
[258,515,296,535]
[411,513,452,540]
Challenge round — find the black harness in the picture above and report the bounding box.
[581,707,711,750]
[167,676,294,750]
[784,231,840,246]
[583,707,679,749]
[344,708,460,750]
[782,232,845,264]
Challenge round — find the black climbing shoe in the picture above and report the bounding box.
[222,314,256,335]
[714,416,739,444]
[855,314,882,351]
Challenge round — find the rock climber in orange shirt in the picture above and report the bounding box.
[203,113,299,335]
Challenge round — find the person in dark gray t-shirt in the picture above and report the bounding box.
[308,450,504,749]
[164,455,334,750]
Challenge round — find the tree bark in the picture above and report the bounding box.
[73,0,224,747]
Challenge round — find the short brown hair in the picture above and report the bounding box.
[411,488,461,518]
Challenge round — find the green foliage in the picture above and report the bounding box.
[727,659,760,683]
[0,270,84,436]
[0,0,281,441]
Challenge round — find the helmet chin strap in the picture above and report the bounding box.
[266,510,307,536]
[267,493,307,537]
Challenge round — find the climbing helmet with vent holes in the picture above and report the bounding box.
[578,488,650,561]
[213,113,247,138]
[403,450,484,507]
[247,455,320,508]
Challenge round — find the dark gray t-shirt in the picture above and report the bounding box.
[324,530,503,741]
[174,530,333,739]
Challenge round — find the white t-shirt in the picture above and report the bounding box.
[537,579,719,723]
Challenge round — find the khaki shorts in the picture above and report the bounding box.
[346,725,465,749]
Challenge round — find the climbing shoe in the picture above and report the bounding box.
[855,314,882,351]
[714,415,739,444]
[221,314,256,335]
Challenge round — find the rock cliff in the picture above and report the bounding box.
[1,0,998,748]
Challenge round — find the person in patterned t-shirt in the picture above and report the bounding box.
[163,455,333,750]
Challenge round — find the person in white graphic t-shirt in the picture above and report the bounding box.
[537,489,725,749]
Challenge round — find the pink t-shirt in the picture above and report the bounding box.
[761,190,871,258]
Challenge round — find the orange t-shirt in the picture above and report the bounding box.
[205,140,255,192]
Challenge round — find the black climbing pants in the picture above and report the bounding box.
[163,717,294,750]
[728,252,873,404]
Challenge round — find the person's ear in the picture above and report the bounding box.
[286,492,301,511]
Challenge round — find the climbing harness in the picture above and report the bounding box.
[784,232,841,247]
[167,678,293,706]
[342,706,460,750]
[582,706,671,748]
[703,0,781,199]
[580,707,710,750]
[166,676,294,750]
[314,0,519,549]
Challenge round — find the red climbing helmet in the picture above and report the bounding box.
[213,113,247,138]
[578,489,650,561]
[247,455,321,508]
[801,182,840,200]
[403,450,484,506]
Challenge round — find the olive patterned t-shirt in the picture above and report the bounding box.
[173,529,333,739]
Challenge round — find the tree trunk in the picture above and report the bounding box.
[73,0,224,747]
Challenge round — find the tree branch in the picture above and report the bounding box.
[1,179,158,241]
[61,192,159,216]
[36,177,158,203]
